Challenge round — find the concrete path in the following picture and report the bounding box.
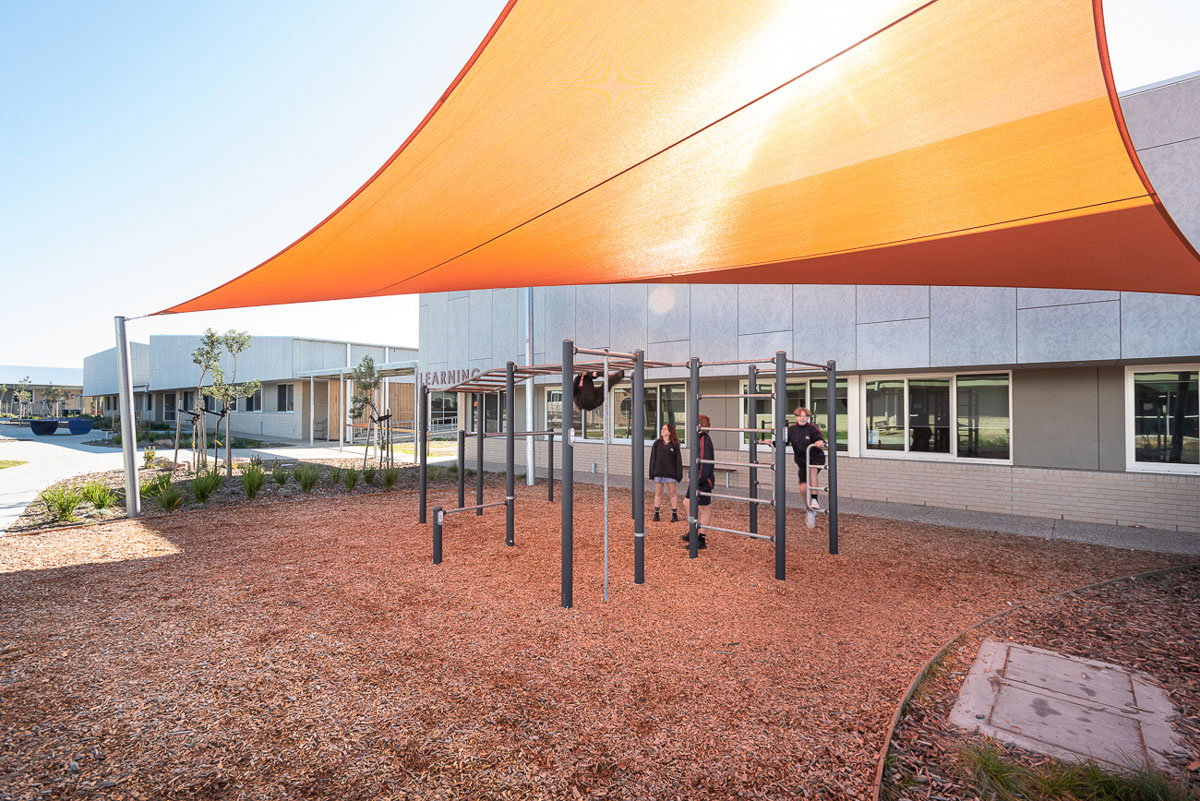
[949,639,1184,771]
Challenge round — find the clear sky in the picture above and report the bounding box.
[2,0,1198,368]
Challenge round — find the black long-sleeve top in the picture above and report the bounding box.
[696,432,715,487]
[648,438,683,481]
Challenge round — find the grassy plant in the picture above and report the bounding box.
[188,470,224,503]
[328,466,344,484]
[427,465,472,482]
[241,464,266,499]
[248,454,263,469]
[294,465,320,493]
[363,466,376,485]
[140,472,172,498]
[342,468,361,491]
[271,464,289,485]
[157,486,184,512]
[41,486,83,522]
[80,481,116,510]
[142,447,157,469]
[382,466,399,489]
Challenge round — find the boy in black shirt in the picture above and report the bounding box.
[781,407,825,510]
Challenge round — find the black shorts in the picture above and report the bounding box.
[698,491,711,507]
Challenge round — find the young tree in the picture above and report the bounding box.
[350,355,384,468]
[201,330,259,476]
[0,384,7,415]
[42,383,65,417]
[15,377,32,417]
[191,329,222,470]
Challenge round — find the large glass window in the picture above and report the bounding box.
[545,389,581,437]
[908,378,951,453]
[957,374,1010,459]
[809,379,849,452]
[163,392,176,422]
[468,392,506,434]
[549,383,684,443]
[1133,371,1198,466]
[430,391,458,430]
[276,383,294,412]
[739,378,848,450]
[865,379,905,451]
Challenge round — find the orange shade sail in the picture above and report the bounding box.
[161,0,1199,315]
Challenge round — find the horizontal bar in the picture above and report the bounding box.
[483,430,556,438]
[575,346,638,360]
[702,426,774,434]
[785,358,829,369]
[442,501,507,515]
[698,458,775,470]
[699,490,774,505]
[698,524,775,542]
[697,393,775,399]
[694,357,781,367]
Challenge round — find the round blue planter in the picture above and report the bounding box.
[67,419,94,435]
[30,419,59,436]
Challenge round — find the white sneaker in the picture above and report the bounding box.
[808,499,820,510]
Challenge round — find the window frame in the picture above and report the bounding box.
[1124,364,1200,475]
[163,392,176,422]
[545,381,688,445]
[243,388,262,413]
[857,371,1013,464]
[276,383,295,413]
[737,375,856,454]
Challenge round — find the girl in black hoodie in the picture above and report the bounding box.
[648,423,683,521]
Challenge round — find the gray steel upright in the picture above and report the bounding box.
[687,356,700,560]
[418,384,428,523]
[457,430,466,509]
[826,360,839,556]
[561,339,575,608]
[114,316,140,519]
[748,363,758,535]
[525,287,536,487]
[774,351,787,580]
[632,349,645,584]
[476,392,485,516]
[505,361,516,547]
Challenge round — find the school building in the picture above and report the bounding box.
[0,365,84,416]
[83,335,417,443]
[416,73,1200,536]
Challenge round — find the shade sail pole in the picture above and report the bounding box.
[525,287,535,486]
[115,316,140,519]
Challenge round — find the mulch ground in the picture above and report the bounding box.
[0,478,1193,800]
[881,566,1200,800]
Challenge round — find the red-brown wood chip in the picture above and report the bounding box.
[0,478,1190,800]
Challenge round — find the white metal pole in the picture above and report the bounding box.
[309,375,314,447]
[603,350,610,603]
[114,316,141,519]
[339,372,344,452]
[525,287,535,486]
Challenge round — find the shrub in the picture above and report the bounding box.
[342,468,361,491]
[328,466,344,484]
[241,464,266,499]
[363,466,376,485]
[271,464,288,486]
[41,486,83,523]
[382,467,399,489]
[142,447,157,469]
[140,472,171,498]
[80,481,116,510]
[248,454,263,469]
[294,465,320,493]
[157,486,183,512]
[189,470,223,503]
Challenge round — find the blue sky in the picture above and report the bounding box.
[1,0,1198,368]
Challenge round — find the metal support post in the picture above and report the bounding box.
[432,506,443,564]
[774,351,787,580]
[748,363,758,535]
[418,384,428,523]
[457,429,466,509]
[476,391,485,516]
[114,316,140,519]
[309,375,315,447]
[632,349,645,584]
[525,287,536,487]
[505,362,516,547]
[827,360,839,556]
[687,356,700,559]
[561,339,574,608]
[547,432,555,502]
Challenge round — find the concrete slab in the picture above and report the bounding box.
[949,639,1185,772]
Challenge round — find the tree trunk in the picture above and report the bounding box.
[225,410,233,477]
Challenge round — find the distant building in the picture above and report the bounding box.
[0,365,84,416]
[83,335,416,443]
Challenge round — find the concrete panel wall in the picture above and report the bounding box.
[1012,368,1101,470]
[82,343,149,397]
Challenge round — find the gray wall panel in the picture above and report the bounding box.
[1097,367,1125,472]
[1017,289,1120,308]
[610,284,648,354]
[1120,292,1200,359]
[690,285,737,362]
[1121,73,1200,151]
[576,285,611,349]
[446,296,470,367]
[1137,137,1200,248]
[857,285,928,323]
[1017,302,1121,363]
[857,319,929,370]
[491,288,520,366]
[738,284,792,334]
[931,287,1016,366]
[533,286,547,364]
[543,286,576,354]
[420,292,448,365]
[1013,368,1099,470]
[739,330,791,361]
[468,291,492,361]
[647,285,690,343]
[792,285,856,370]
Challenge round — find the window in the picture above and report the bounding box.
[247,389,262,412]
[204,394,219,413]
[545,389,581,436]
[864,373,1010,460]
[163,392,176,422]
[467,391,505,433]
[548,382,686,443]
[430,391,458,429]
[276,383,294,412]
[741,377,849,451]
[182,391,194,412]
[145,394,153,412]
[1127,367,1198,473]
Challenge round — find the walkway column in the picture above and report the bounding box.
[114,316,140,519]
[308,376,315,447]
[525,287,535,486]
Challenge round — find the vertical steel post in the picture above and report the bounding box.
[687,356,700,559]
[561,339,574,608]
[547,432,554,502]
[748,363,758,535]
[632,349,645,584]
[457,429,466,509]
[432,506,443,564]
[827,360,839,556]
[774,351,787,580]
[525,287,536,487]
[114,316,140,519]
[505,361,516,547]
[476,391,485,516]
[309,375,315,447]
[418,384,428,523]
